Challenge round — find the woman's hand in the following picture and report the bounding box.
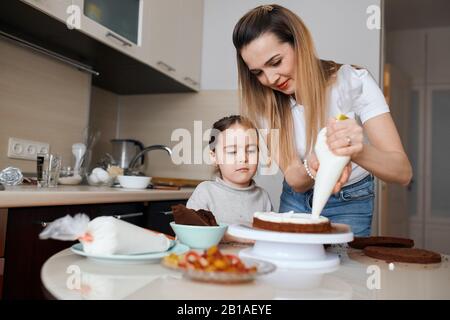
[306,153,352,194]
[326,118,364,159]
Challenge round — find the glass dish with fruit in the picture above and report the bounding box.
[162,245,275,283]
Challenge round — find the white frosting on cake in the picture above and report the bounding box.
[254,211,329,224]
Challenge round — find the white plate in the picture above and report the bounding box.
[70,241,189,264]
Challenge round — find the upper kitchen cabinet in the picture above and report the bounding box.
[177,0,203,89]
[145,0,203,90]
[0,0,200,94]
[71,0,148,64]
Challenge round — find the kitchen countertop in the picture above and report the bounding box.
[41,244,450,300]
[0,185,194,208]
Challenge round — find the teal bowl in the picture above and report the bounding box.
[170,222,228,249]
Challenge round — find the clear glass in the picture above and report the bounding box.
[58,166,83,185]
[84,0,141,44]
[36,153,62,188]
[47,154,62,187]
[36,152,48,188]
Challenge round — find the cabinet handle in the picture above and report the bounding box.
[113,212,144,220]
[106,32,133,47]
[184,77,198,86]
[34,221,49,227]
[157,61,176,72]
[160,211,173,216]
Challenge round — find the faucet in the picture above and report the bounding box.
[127,144,172,175]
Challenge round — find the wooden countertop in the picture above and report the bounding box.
[0,185,194,208]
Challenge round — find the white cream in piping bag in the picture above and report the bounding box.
[311,116,351,220]
[39,214,172,255]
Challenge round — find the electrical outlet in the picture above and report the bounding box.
[7,137,50,160]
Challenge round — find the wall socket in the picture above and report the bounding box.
[7,137,50,161]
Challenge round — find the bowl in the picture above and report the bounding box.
[86,168,114,187]
[58,166,82,185]
[169,222,228,249]
[117,175,151,189]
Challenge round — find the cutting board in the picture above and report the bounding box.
[151,177,204,188]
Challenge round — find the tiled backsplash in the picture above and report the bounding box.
[0,38,91,173]
[118,90,239,180]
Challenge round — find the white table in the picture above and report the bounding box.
[41,244,450,300]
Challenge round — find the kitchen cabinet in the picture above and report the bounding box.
[0,209,6,299]
[3,0,198,93]
[176,0,203,89]
[21,0,72,23]
[71,0,204,90]
[145,199,185,237]
[2,199,185,300]
[146,0,203,90]
[145,0,179,79]
[72,0,148,64]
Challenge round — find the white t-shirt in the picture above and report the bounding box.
[291,64,390,186]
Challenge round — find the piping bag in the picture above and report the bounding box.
[39,214,172,255]
[311,114,351,219]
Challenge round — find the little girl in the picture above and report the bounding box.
[186,115,273,228]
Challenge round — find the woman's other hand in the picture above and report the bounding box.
[305,153,319,178]
[306,152,351,193]
[332,161,351,193]
[326,118,364,159]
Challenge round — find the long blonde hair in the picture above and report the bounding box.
[232,4,339,170]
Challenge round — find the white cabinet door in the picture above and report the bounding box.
[144,0,203,90]
[21,0,72,23]
[145,0,180,78]
[72,0,147,63]
[176,0,203,90]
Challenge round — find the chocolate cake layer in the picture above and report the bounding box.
[253,217,332,233]
[171,204,218,226]
[349,236,414,250]
[364,246,442,264]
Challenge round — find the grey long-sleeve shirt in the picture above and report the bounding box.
[186,177,273,225]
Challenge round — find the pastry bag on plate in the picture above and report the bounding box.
[39,213,172,255]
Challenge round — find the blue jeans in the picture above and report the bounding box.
[279,175,375,236]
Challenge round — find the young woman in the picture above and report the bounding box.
[232,4,412,236]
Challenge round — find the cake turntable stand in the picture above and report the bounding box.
[227,223,353,269]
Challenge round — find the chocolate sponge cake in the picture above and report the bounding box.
[349,236,415,250]
[253,212,332,233]
[364,246,442,264]
[171,204,218,226]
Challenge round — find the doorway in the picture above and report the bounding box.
[382,0,450,253]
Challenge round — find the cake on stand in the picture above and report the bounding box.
[227,223,353,269]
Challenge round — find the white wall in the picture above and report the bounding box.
[201,0,382,90]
